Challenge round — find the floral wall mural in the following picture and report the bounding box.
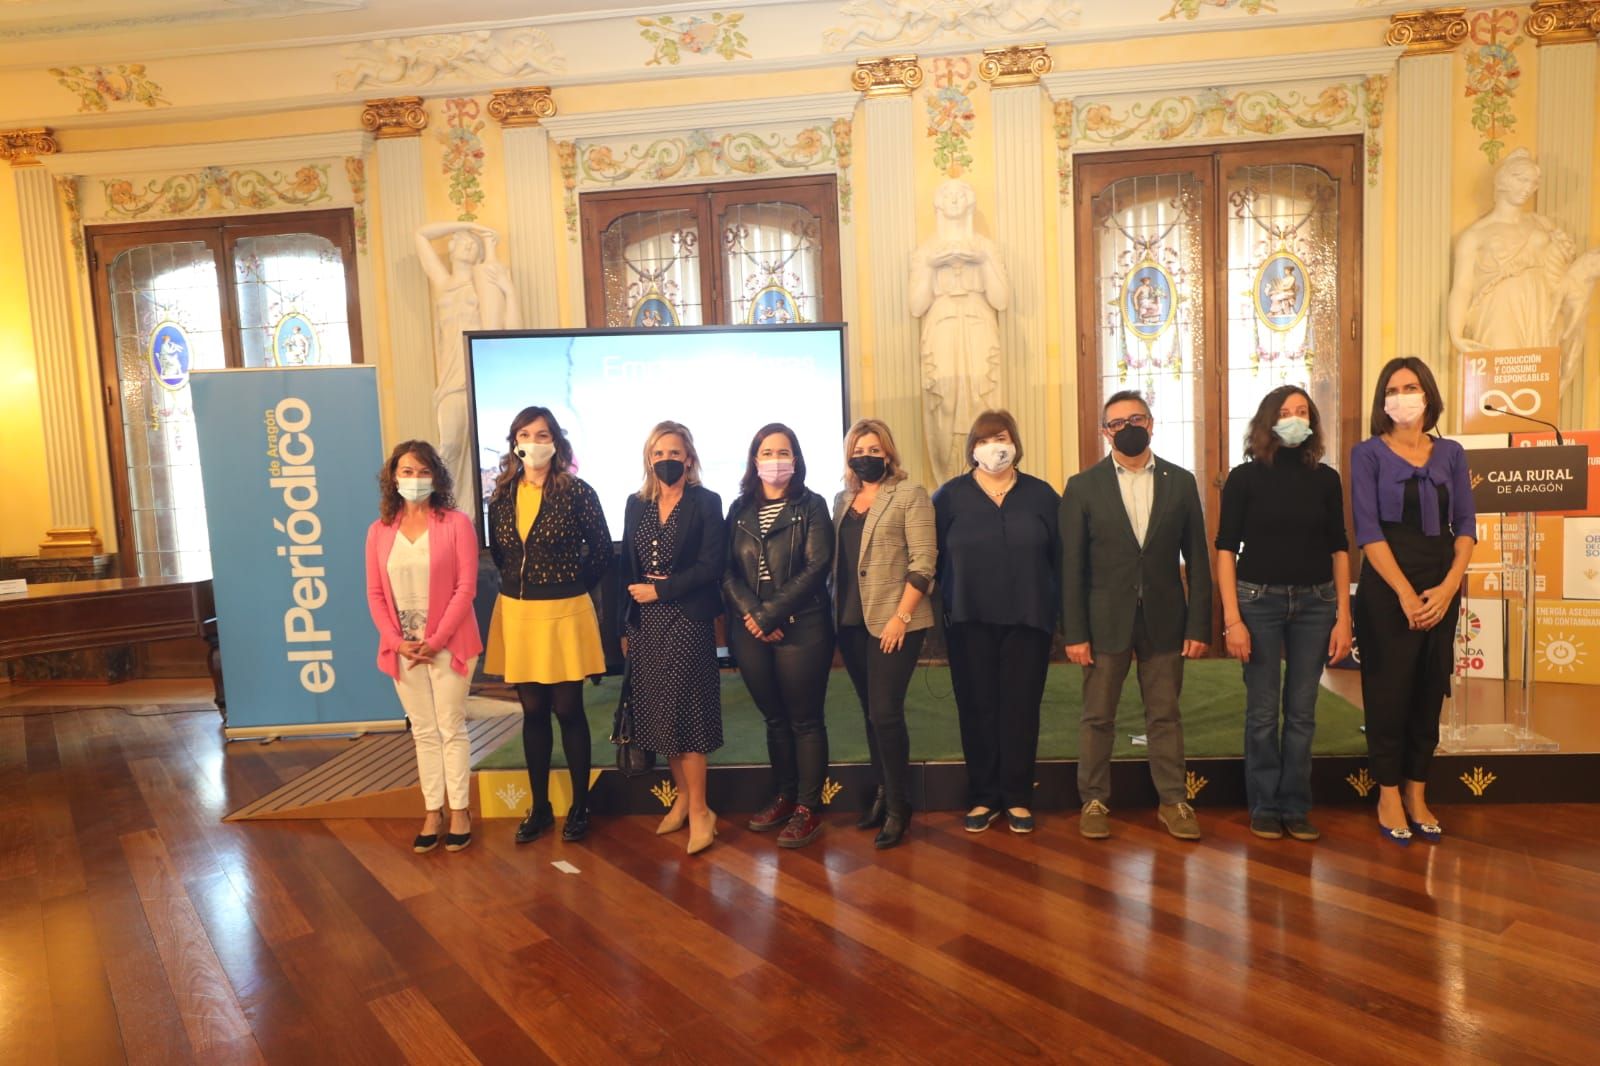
[1160,0,1277,21]
[637,11,751,66]
[49,64,169,112]
[99,166,331,220]
[438,97,487,222]
[1463,8,1523,164]
[926,56,977,179]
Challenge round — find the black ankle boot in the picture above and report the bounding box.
[856,786,887,830]
[874,811,909,850]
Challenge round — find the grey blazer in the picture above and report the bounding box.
[1059,455,1213,655]
[831,478,937,637]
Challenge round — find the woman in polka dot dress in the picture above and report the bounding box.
[619,421,727,855]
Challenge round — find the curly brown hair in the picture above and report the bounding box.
[1243,385,1325,467]
[377,439,455,522]
[490,406,574,504]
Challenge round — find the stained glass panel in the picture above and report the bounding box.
[599,210,702,328]
[1091,172,1206,476]
[722,202,820,326]
[234,232,353,367]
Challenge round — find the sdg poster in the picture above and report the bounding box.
[191,366,403,738]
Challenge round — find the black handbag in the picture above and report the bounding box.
[609,664,655,778]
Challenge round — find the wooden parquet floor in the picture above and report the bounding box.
[3,705,1598,1065]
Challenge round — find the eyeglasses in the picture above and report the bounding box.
[1103,414,1151,432]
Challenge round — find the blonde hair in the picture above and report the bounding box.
[636,420,702,501]
[842,418,908,492]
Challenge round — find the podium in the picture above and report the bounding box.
[1443,442,1589,752]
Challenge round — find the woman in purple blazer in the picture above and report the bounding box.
[1350,358,1475,847]
[365,440,484,854]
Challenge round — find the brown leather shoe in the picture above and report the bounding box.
[1158,802,1202,841]
[776,805,823,848]
[747,796,796,832]
[1079,799,1111,839]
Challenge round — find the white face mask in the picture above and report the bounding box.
[396,477,433,502]
[515,440,556,470]
[1384,393,1427,427]
[973,441,1014,475]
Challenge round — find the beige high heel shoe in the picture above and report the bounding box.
[657,804,688,836]
[687,809,718,855]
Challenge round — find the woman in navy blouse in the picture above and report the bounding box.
[1349,357,1475,846]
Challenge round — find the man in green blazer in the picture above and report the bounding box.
[1060,390,1212,840]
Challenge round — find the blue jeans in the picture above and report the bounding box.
[1236,580,1337,820]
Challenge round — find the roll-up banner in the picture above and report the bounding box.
[191,366,403,739]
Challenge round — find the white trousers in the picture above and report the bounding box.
[393,651,478,811]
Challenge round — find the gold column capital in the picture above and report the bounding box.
[978,45,1052,88]
[360,96,427,138]
[488,86,556,128]
[1384,8,1469,55]
[1,127,59,167]
[1526,1,1600,45]
[851,55,923,97]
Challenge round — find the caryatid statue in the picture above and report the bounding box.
[910,178,1011,483]
[1447,148,1600,391]
[415,222,521,499]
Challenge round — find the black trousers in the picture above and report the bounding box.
[947,622,1052,810]
[1354,578,1457,787]
[730,616,833,809]
[838,625,926,816]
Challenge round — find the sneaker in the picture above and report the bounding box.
[747,796,796,833]
[1249,813,1284,840]
[964,806,1001,833]
[1284,818,1321,842]
[776,805,822,848]
[1079,799,1111,839]
[1158,802,1201,840]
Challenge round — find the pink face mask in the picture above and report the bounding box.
[757,459,795,486]
[1384,393,1426,426]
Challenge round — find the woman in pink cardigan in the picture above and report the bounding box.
[365,440,484,854]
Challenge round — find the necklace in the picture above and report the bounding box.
[978,471,1017,499]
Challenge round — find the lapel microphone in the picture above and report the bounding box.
[1480,401,1565,447]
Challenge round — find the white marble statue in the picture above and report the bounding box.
[415,222,521,495]
[1447,148,1599,389]
[910,178,1011,482]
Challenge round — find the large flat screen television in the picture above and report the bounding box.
[465,324,850,540]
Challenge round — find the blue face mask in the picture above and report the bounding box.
[1272,416,1312,447]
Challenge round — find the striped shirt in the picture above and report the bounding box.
[756,500,784,582]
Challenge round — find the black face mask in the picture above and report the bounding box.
[848,455,887,483]
[653,459,685,486]
[1112,424,1151,458]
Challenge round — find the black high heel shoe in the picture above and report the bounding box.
[856,787,887,830]
[874,811,909,850]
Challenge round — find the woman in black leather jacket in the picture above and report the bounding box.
[722,423,836,849]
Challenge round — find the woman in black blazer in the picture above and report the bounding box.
[723,423,836,849]
[620,421,727,855]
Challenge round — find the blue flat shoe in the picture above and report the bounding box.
[964,807,1001,833]
[1006,808,1035,834]
[1378,823,1413,847]
[1406,818,1443,843]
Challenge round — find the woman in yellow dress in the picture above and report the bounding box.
[485,406,613,844]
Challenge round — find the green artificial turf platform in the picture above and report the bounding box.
[474,660,1364,771]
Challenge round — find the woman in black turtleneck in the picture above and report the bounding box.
[1214,386,1353,844]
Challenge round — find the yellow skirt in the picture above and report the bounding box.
[484,592,606,684]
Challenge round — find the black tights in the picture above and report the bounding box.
[518,681,590,814]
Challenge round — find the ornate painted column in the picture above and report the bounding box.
[490,87,559,330]
[853,56,926,483]
[4,127,100,555]
[1527,1,1599,427]
[980,45,1052,468]
[1386,8,1468,424]
[362,97,432,447]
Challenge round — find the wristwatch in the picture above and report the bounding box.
[896,611,913,624]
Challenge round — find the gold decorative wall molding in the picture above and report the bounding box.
[1526,1,1600,45]
[488,86,556,128]
[1384,8,1470,55]
[978,45,1052,87]
[360,96,427,138]
[2,127,59,167]
[851,55,923,97]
